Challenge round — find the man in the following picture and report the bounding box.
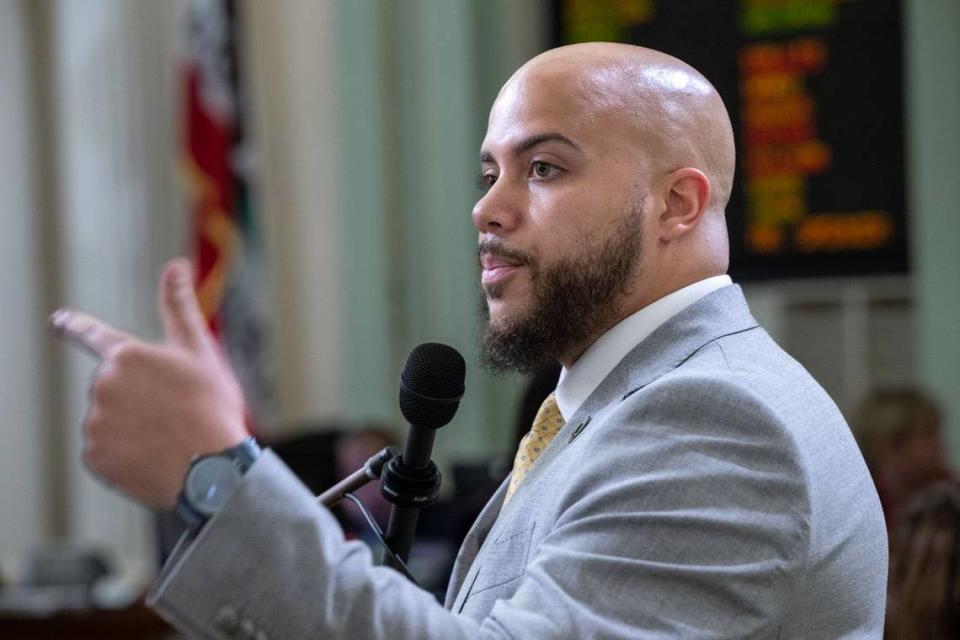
[52,43,887,638]
[852,387,954,530]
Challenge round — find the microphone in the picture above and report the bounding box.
[380,343,466,573]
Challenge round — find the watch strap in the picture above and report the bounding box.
[175,437,262,528]
[227,436,262,474]
[175,490,207,529]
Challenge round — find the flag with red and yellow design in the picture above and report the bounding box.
[181,0,272,431]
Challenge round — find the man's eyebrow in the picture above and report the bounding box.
[479,132,582,163]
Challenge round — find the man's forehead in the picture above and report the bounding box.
[508,57,613,101]
[485,51,716,134]
[482,70,615,154]
[490,71,581,120]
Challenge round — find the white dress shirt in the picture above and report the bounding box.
[555,275,732,420]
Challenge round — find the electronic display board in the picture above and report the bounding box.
[553,0,908,279]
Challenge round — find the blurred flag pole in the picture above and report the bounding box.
[181,0,274,435]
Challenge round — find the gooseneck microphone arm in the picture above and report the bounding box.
[316,446,397,508]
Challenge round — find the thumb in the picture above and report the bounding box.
[158,257,213,351]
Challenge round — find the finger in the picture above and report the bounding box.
[49,309,130,359]
[158,257,212,351]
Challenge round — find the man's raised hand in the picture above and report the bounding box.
[50,258,249,509]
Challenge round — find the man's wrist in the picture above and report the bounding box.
[176,437,262,528]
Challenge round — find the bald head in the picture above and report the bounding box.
[475,44,736,364]
[502,43,736,214]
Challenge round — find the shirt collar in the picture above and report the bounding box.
[554,275,733,420]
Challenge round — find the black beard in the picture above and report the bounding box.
[478,207,644,375]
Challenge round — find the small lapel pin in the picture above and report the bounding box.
[568,416,592,443]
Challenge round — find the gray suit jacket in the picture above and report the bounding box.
[149,285,887,639]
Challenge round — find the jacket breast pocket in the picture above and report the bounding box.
[467,523,537,600]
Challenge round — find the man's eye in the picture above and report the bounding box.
[476,173,497,192]
[531,161,556,179]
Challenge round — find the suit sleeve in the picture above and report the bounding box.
[148,449,494,639]
[149,373,810,639]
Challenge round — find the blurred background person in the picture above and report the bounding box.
[887,482,960,638]
[853,388,954,531]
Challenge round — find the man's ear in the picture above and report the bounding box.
[659,168,711,241]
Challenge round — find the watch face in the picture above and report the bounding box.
[185,456,243,516]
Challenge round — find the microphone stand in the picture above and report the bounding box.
[316,446,397,508]
[315,445,440,583]
[380,429,440,572]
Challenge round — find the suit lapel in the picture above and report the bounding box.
[444,476,509,608]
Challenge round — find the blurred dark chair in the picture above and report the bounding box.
[268,427,344,494]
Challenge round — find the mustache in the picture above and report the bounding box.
[477,239,535,267]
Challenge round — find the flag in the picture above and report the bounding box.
[181,0,273,431]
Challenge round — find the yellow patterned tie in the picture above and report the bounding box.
[504,392,565,505]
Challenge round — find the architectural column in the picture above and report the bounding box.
[0,0,48,573]
[243,0,345,431]
[50,0,183,575]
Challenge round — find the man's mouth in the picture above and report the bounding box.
[479,252,527,286]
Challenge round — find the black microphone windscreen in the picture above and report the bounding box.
[399,343,466,429]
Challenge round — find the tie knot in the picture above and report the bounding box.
[532,392,564,435]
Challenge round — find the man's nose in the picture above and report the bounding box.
[472,181,521,234]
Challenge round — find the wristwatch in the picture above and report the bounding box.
[176,437,262,528]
